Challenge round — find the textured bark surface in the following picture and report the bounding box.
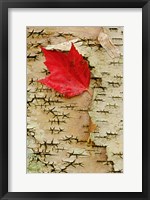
[27,26,123,173]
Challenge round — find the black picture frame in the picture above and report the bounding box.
[0,0,149,199]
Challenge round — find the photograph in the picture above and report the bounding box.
[1,0,149,198]
[27,26,123,173]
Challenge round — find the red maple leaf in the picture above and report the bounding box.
[38,43,91,98]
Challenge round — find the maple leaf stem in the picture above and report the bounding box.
[86,89,93,97]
